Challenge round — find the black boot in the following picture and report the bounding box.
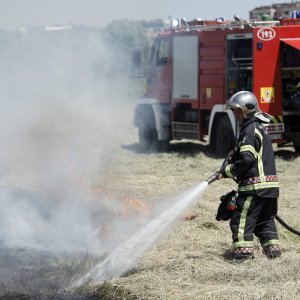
[263,244,281,259]
[232,247,254,261]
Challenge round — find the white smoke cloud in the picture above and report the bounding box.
[0,26,139,253]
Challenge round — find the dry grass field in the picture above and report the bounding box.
[0,79,299,300]
[82,97,300,300]
[94,153,300,300]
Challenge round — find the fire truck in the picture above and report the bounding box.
[134,15,300,156]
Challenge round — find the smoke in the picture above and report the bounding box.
[71,182,208,287]
[0,26,139,254]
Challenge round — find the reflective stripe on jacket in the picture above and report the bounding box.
[223,117,279,198]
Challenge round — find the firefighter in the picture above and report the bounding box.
[219,91,281,260]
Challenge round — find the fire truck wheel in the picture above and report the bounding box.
[138,111,158,151]
[215,116,235,157]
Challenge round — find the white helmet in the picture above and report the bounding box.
[225,91,259,118]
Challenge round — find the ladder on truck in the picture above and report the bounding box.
[169,15,296,32]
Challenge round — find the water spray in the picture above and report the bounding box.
[69,149,299,290]
[69,152,234,289]
[69,181,208,289]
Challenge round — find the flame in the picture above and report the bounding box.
[62,152,152,242]
[120,197,151,217]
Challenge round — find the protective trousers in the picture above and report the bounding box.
[230,194,279,249]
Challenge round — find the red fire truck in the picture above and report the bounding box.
[134,15,300,156]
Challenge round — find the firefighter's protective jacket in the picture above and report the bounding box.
[223,117,279,198]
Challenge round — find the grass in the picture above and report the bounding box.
[85,137,300,300]
[0,249,101,299]
[1,78,299,299]
[84,107,300,299]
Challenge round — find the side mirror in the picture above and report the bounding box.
[131,49,144,78]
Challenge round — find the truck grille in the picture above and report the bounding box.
[172,122,199,140]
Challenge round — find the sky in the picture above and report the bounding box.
[0,0,291,30]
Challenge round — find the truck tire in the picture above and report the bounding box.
[215,115,235,157]
[138,110,158,151]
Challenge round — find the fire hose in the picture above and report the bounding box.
[206,151,300,236]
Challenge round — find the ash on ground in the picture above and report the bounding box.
[0,247,101,299]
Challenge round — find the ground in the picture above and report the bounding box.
[85,134,300,300]
[0,82,299,300]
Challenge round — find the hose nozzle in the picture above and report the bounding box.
[205,150,235,185]
[205,172,220,185]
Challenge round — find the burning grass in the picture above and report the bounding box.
[1,135,299,299]
[1,80,299,299]
[0,247,102,299]
[85,140,300,300]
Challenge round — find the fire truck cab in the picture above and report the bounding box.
[134,16,300,156]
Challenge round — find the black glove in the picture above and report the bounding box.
[228,150,238,163]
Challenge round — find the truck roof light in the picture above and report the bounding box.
[171,19,179,29]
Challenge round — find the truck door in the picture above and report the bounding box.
[226,33,253,98]
[171,35,199,140]
[172,35,199,101]
[280,38,300,150]
[146,38,171,103]
[281,39,300,111]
